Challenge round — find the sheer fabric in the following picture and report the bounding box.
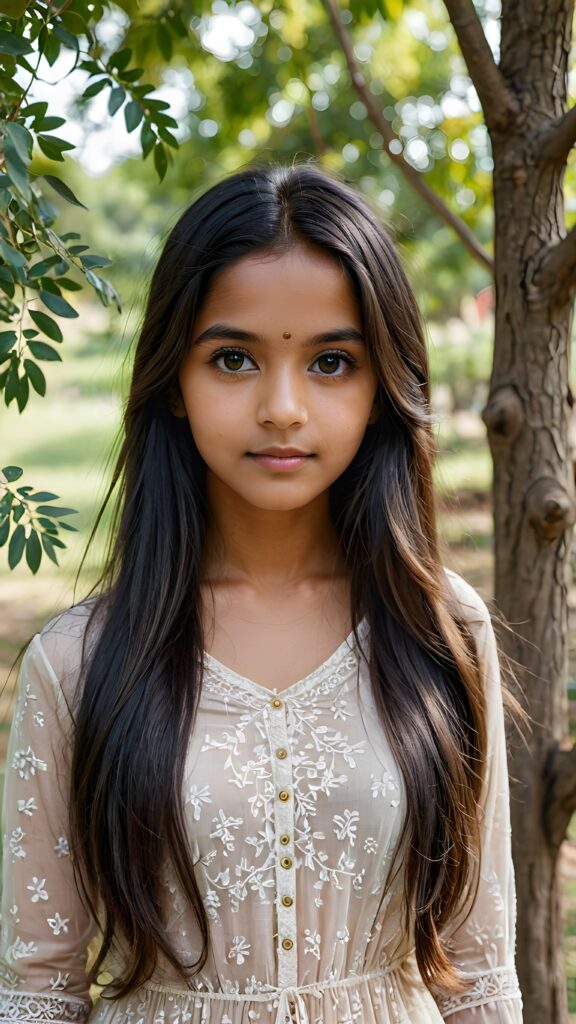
[0,569,523,1023]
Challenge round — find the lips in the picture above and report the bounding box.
[249,449,312,457]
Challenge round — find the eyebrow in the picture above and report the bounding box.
[191,324,365,347]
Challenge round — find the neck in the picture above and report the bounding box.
[200,471,347,592]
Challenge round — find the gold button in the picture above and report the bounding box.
[280,855,293,869]
[280,833,290,845]
[282,894,293,907]
[281,937,293,951]
[271,698,283,708]
[279,789,290,801]
[276,747,287,759]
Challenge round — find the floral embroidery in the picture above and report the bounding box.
[304,928,322,959]
[228,936,251,965]
[333,809,360,846]
[7,937,38,960]
[16,797,37,817]
[370,768,398,799]
[12,747,47,780]
[9,827,26,862]
[47,912,69,935]
[26,877,48,902]
[186,783,212,821]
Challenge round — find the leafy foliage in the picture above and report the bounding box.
[0,465,78,573]
[0,0,185,570]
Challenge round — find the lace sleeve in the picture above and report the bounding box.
[430,571,524,1022]
[0,612,99,1023]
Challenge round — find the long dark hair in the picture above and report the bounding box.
[43,160,524,1000]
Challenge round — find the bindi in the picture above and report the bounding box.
[282,331,291,339]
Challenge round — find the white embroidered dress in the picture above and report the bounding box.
[0,569,523,1024]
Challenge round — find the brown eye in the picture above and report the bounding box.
[313,351,356,376]
[222,352,246,372]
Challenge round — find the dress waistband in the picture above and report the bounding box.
[142,966,400,1024]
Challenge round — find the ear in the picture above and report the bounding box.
[167,387,188,418]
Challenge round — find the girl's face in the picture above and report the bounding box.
[176,244,379,512]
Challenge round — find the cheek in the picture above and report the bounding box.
[181,382,239,453]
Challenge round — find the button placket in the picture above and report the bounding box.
[268,696,297,989]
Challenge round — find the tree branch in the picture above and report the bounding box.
[532,224,576,308]
[442,0,520,134]
[544,743,576,850]
[320,0,493,273]
[533,104,576,166]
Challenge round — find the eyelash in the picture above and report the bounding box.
[208,346,358,378]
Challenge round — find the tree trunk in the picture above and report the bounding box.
[481,2,576,1021]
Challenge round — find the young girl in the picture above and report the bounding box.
[0,161,524,1024]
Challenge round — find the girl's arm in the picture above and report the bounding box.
[0,626,98,1023]
[430,572,523,1022]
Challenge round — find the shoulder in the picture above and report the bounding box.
[441,566,492,627]
[33,597,106,703]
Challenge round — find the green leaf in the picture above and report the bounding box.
[5,123,33,164]
[29,310,63,341]
[0,238,27,268]
[8,523,25,568]
[36,517,58,532]
[43,30,61,66]
[42,174,87,209]
[0,0,33,17]
[4,359,19,405]
[20,101,49,118]
[79,253,113,270]
[0,516,9,548]
[57,277,83,291]
[157,22,172,61]
[119,67,144,83]
[28,255,63,278]
[25,528,42,573]
[35,505,77,517]
[3,135,31,200]
[39,290,78,318]
[40,532,60,565]
[2,466,23,481]
[82,77,110,99]
[124,100,143,133]
[158,126,179,149]
[36,116,67,131]
[24,359,46,396]
[153,142,167,182]
[15,373,29,412]
[30,492,59,502]
[27,341,62,361]
[0,29,33,55]
[0,331,17,354]
[141,120,156,158]
[36,136,65,162]
[109,86,125,115]
[109,47,132,71]
[53,25,79,51]
[36,134,75,153]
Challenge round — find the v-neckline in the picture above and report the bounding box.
[202,617,370,701]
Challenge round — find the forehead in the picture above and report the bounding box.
[196,247,361,324]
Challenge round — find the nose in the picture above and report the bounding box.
[256,365,308,428]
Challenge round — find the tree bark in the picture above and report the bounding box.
[476,1,576,1021]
